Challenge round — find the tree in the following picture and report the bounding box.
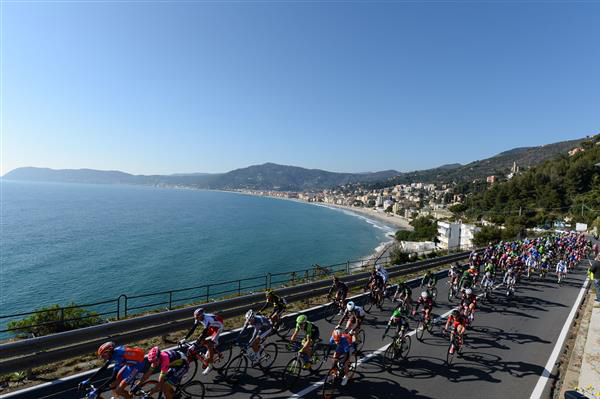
[8,303,102,338]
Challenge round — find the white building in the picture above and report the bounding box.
[459,223,481,249]
[437,221,461,250]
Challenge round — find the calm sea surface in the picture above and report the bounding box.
[0,181,393,326]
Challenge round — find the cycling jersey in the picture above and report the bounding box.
[329,333,353,355]
[328,281,348,297]
[376,268,389,284]
[110,346,146,370]
[184,313,224,342]
[366,274,385,290]
[414,296,433,312]
[421,273,437,287]
[339,306,366,326]
[260,293,287,313]
[155,350,187,375]
[461,294,477,307]
[295,321,320,341]
[241,314,272,343]
[556,261,567,273]
[448,313,468,328]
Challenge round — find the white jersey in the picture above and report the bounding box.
[376,267,388,284]
[556,261,567,273]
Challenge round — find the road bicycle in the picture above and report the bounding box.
[447,279,459,302]
[281,340,327,389]
[382,325,411,368]
[223,341,278,384]
[423,283,438,304]
[178,340,232,383]
[321,350,358,399]
[393,292,413,315]
[363,287,384,313]
[414,310,434,341]
[445,326,463,366]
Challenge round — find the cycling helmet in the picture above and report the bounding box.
[97,341,115,357]
[469,265,475,270]
[346,301,355,312]
[296,315,307,325]
[486,272,491,278]
[245,309,255,321]
[465,288,472,295]
[193,308,204,319]
[332,328,343,343]
[148,346,161,364]
[421,291,428,299]
[332,275,339,282]
[452,309,459,317]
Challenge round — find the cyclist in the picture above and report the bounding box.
[460,288,477,322]
[336,301,366,335]
[328,276,349,312]
[393,280,412,311]
[420,270,437,293]
[137,346,189,399]
[289,315,320,368]
[448,263,460,286]
[238,309,272,364]
[78,342,146,399]
[329,328,354,386]
[180,307,224,375]
[480,271,494,291]
[382,306,410,340]
[412,291,433,322]
[444,309,468,351]
[376,264,389,289]
[259,289,287,327]
[556,258,567,283]
[459,267,475,291]
[365,270,385,309]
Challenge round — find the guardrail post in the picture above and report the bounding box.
[346,261,350,275]
[168,291,173,310]
[268,273,272,290]
[238,280,241,296]
[124,295,128,318]
[206,285,210,302]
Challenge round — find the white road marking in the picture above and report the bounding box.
[528,277,590,399]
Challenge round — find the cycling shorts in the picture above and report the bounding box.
[165,363,189,387]
[116,365,141,385]
[205,326,222,344]
[258,325,272,340]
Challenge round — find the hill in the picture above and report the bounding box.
[367,137,589,188]
[2,164,400,191]
[459,135,600,229]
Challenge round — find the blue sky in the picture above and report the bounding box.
[2,1,599,175]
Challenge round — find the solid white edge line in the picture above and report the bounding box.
[528,277,590,399]
[287,285,499,398]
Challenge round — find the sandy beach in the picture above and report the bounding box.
[320,203,414,232]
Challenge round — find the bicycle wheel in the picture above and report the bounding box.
[363,295,373,313]
[224,354,247,384]
[259,342,278,372]
[416,320,425,341]
[276,322,293,339]
[213,344,233,371]
[325,302,339,323]
[383,343,396,369]
[355,330,366,353]
[311,343,327,372]
[322,368,339,399]
[426,318,434,334]
[137,380,161,399]
[399,335,411,359]
[182,381,206,398]
[447,286,454,302]
[431,287,438,303]
[180,358,198,385]
[281,357,302,389]
[446,343,455,365]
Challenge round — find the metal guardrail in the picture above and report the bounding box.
[0,256,465,399]
[0,251,471,375]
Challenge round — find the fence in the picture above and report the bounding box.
[0,246,466,337]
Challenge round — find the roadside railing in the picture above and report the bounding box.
[0,246,467,337]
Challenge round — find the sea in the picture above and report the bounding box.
[0,180,395,331]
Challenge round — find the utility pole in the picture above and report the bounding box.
[519,207,522,217]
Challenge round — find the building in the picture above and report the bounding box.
[568,147,585,157]
[459,223,481,249]
[437,221,461,250]
[486,175,496,184]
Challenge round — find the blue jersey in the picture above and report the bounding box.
[111,346,146,370]
[329,335,352,354]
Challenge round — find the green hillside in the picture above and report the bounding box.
[459,135,600,231]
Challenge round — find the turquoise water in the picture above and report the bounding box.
[0,181,393,326]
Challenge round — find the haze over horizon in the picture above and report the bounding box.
[2,1,599,176]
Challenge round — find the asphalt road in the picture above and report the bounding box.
[3,256,591,399]
[198,261,589,399]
